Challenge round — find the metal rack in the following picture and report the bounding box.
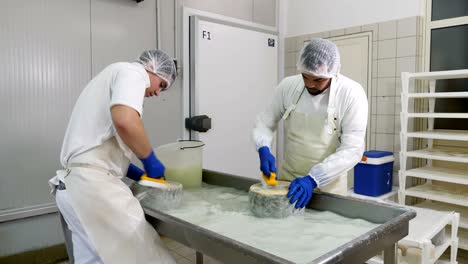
[398,69,468,262]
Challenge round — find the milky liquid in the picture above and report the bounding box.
[152,184,379,263]
[164,166,202,188]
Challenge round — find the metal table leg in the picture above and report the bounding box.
[196,251,204,264]
[383,243,397,264]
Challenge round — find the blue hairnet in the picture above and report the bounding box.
[136,50,177,88]
[297,38,341,78]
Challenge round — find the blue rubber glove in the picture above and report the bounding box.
[258,146,277,177]
[139,150,165,179]
[126,163,145,181]
[287,176,317,209]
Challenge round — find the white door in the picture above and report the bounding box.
[329,33,371,190]
[190,16,278,179]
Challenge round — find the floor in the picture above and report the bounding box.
[54,236,223,264]
[162,236,223,264]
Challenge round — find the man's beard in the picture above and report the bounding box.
[306,86,326,95]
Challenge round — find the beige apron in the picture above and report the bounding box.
[50,137,175,264]
[279,78,347,195]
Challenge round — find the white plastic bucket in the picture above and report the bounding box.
[155,140,204,188]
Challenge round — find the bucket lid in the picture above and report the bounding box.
[363,150,393,158]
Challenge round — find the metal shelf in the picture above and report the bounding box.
[406,148,468,163]
[407,92,468,98]
[406,129,468,141]
[415,200,468,229]
[406,69,468,80]
[405,166,468,186]
[407,113,468,119]
[400,70,466,264]
[405,183,468,207]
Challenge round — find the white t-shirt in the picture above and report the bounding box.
[60,62,150,167]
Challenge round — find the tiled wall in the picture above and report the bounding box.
[283,17,424,182]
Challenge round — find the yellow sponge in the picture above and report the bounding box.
[262,172,278,186]
[138,174,167,188]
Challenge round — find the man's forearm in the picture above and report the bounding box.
[111,105,152,159]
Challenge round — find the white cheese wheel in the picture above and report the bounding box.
[248,181,297,218]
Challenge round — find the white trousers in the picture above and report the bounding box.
[56,188,104,264]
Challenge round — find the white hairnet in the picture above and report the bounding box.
[297,38,341,78]
[136,50,177,88]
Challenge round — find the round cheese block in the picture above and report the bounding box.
[248,181,295,218]
[130,180,183,210]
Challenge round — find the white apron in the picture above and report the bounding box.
[50,137,175,264]
[279,78,347,195]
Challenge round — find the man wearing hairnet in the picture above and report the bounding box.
[253,38,368,209]
[49,50,177,263]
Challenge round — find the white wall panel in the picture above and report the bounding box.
[91,0,157,75]
[0,0,91,210]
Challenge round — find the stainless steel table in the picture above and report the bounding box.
[144,170,415,264]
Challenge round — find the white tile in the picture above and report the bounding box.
[378,58,396,78]
[371,97,377,115]
[395,96,402,115]
[372,42,378,60]
[296,36,307,51]
[397,37,417,57]
[302,33,313,42]
[345,26,361,34]
[166,240,185,250]
[177,246,195,256]
[330,28,345,37]
[376,133,394,151]
[172,252,187,261]
[206,256,223,264]
[377,77,396,96]
[377,96,395,115]
[378,20,397,40]
[394,115,401,134]
[397,17,417,38]
[394,155,401,171]
[285,67,296,77]
[285,37,296,52]
[362,23,378,38]
[396,57,416,76]
[320,31,330,38]
[309,32,322,39]
[371,78,377,97]
[394,133,401,151]
[372,60,378,77]
[371,114,377,132]
[395,77,402,96]
[376,115,395,133]
[392,170,399,186]
[285,52,296,68]
[176,258,192,264]
[378,39,397,59]
[370,132,377,149]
